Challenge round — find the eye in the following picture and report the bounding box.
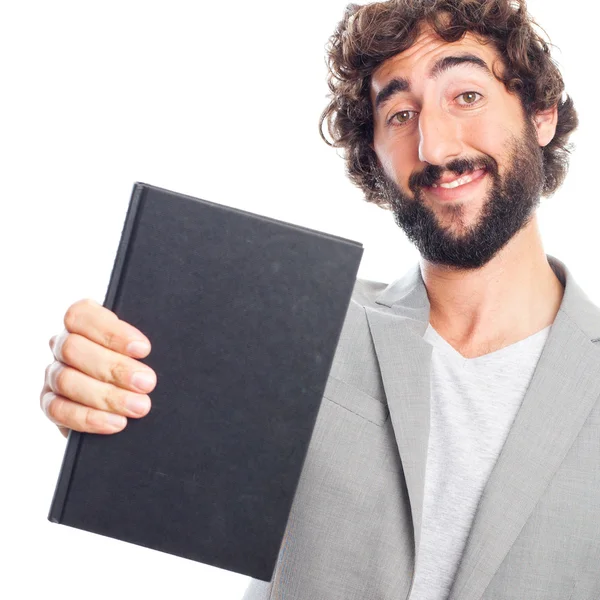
[456,91,483,106]
[389,110,418,126]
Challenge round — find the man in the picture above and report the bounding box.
[40,0,600,598]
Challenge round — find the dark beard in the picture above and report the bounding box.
[374,121,545,270]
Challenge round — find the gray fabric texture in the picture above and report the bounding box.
[242,255,600,600]
[408,324,550,599]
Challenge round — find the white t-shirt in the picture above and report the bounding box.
[408,323,551,600]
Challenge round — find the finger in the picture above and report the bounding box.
[50,333,157,393]
[39,377,79,437]
[43,391,127,434]
[50,329,69,362]
[62,298,151,358]
[46,361,151,418]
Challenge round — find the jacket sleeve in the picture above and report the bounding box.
[240,578,272,600]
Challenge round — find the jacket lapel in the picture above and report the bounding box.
[365,256,600,600]
[365,264,432,561]
[448,258,600,600]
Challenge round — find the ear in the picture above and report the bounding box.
[533,104,558,147]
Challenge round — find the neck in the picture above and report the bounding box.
[421,215,564,358]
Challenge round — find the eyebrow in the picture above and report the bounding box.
[374,54,493,111]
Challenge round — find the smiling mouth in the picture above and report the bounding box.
[429,168,487,190]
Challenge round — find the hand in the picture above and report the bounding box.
[40,298,156,438]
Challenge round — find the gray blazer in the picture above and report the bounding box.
[243,255,600,600]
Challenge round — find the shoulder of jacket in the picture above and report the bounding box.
[350,277,389,308]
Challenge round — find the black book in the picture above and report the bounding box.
[48,182,363,581]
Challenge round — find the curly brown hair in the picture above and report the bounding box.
[319,0,578,208]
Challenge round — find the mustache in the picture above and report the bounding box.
[408,156,498,191]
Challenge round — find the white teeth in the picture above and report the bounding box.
[432,172,477,189]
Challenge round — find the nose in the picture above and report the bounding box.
[417,107,463,166]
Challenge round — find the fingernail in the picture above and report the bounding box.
[41,391,57,416]
[105,413,127,429]
[127,341,150,357]
[47,361,63,390]
[53,329,69,362]
[125,394,151,416]
[132,371,156,392]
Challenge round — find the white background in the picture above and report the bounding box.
[2,1,598,598]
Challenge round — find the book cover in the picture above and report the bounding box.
[48,182,363,581]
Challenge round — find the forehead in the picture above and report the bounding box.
[371,26,501,94]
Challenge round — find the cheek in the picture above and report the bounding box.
[462,95,525,154]
[373,129,420,186]
[461,117,515,168]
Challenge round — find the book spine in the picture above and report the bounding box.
[47,183,146,523]
[103,182,146,312]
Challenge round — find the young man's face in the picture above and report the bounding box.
[370,25,556,269]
